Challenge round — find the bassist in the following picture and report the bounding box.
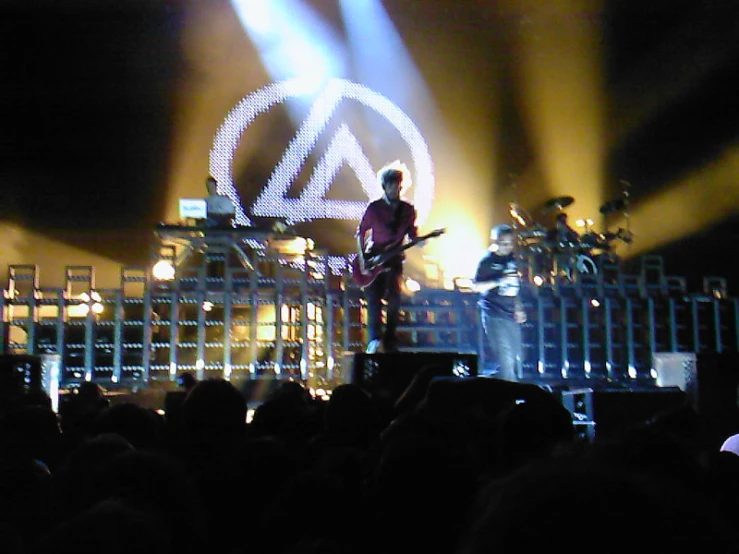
[356,163,418,354]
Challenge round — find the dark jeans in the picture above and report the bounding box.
[365,267,402,349]
[481,310,522,382]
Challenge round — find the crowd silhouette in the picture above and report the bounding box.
[2,360,739,554]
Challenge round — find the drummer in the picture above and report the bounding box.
[545,212,582,281]
[547,212,580,247]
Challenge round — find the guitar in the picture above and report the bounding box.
[351,228,446,288]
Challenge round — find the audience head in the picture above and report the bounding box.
[181,378,247,442]
[720,433,739,456]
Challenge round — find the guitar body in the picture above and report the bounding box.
[350,256,392,289]
[350,228,446,289]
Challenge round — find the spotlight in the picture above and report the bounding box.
[404,278,421,293]
[533,275,545,286]
[152,260,175,281]
[68,291,104,318]
[454,277,474,291]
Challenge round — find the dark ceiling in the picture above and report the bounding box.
[2,0,739,290]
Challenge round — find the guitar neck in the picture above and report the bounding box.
[382,232,441,259]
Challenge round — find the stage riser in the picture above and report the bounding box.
[3,261,738,389]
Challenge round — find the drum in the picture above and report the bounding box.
[518,225,548,240]
[519,248,553,283]
[579,232,602,249]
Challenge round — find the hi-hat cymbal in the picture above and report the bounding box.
[543,196,574,211]
[599,197,627,215]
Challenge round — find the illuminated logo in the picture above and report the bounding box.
[209,78,434,226]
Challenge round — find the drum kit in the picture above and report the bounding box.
[510,193,634,283]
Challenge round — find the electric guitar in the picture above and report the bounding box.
[351,228,446,288]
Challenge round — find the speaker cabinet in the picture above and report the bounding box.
[654,351,739,420]
[562,387,688,440]
[0,354,46,414]
[344,351,478,408]
[653,352,696,391]
[694,351,739,421]
[0,354,43,394]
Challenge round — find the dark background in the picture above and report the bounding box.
[2,0,739,291]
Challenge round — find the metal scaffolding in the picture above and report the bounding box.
[2,230,737,393]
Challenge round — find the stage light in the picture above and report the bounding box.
[67,291,104,318]
[46,356,61,413]
[454,277,474,291]
[231,0,342,92]
[628,364,638,379]
[269,236,310,256]
[561,359,570,379]
[404,278,421,293]
[152,260,175,281]
[590,298,601,307]
[452,361,471,378]
[533,275,545,286]
[608,147,739,260]
[575,218,593,228]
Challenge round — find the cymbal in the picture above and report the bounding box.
[508,202,533,226]
[603,228,634,244]
[542,196,574,211]
[599,197,627,215]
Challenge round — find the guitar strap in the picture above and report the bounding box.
[365,202,408,260]
[382,202,405,268]
[388,201,403,234]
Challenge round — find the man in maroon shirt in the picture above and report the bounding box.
[356,166,418,353]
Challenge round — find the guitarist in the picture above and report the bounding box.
[356,164,418,354]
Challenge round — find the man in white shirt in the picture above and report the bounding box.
[205,176,236,228]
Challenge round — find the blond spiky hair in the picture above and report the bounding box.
[376,160,413,191]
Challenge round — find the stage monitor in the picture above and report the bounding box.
[344,351,478,409]
[179,198,207,220]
